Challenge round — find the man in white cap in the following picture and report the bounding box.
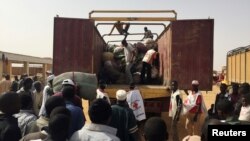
[53,79,83,109]
[109,89,138,141]
[183,80,207,136]
[39,74,55,116]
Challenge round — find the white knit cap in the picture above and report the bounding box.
[192,80,199,85]
[116,89,127,101]
[62,79,75,86]
[47,74,55,82]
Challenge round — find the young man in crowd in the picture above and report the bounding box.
[143,117,168,141]
[109,89,138,141]
[213,83,230,117]
[25,96,66,134]
[17,77,33,96]
[32,81,43,116]
[0,92,21,141]
[62,83,85,138]
[14,93,37,136]
[21,106,71,141]
[70,99,120,141]
[169,80,183,141]
[53,79,83,109]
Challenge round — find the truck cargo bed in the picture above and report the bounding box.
[105,84,170,99]
[53,17,213,90]
[106,84,170,113]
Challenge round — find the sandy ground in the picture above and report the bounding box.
[82,85,220,141]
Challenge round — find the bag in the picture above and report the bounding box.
[53,72,98,100]
[102,52,114,61]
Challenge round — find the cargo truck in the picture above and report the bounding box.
[226,45,250,85]
[53,10,214,113]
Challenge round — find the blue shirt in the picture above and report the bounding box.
[66,101,85,138]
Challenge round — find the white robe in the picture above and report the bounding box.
[182,91,207,116]
[39,85,51,117]
[127,89,146,121]
[169,90,182,119]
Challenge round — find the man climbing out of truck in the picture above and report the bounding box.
[140,47,158,84]
[122,40,136,84]
[109,21,130,40]
[143,27,153,39]
[169,80,182,141]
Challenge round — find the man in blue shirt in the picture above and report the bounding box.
[62,80,85,138]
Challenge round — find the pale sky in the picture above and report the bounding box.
[1,0,250,71]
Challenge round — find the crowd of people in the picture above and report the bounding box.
[168,80,250,141]
[0,74,168,141]
[1,69,250,141]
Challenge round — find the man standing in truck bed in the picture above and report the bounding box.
[122,40,136,84]
[140,47,158,84]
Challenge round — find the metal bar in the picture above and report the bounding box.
[90,17,176,21]
[107,39,143,44]
[96,22,166,28]
[102,33,158,38]
[89,10,177,20]
[90,10,177,14]
[96,23,162,40]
